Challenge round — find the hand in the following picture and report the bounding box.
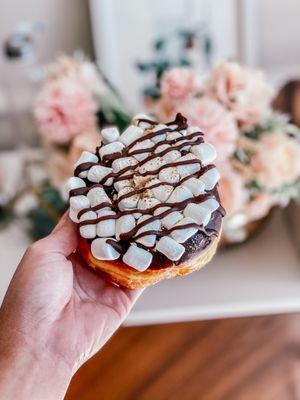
[0,213,142,400]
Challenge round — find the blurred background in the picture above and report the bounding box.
[1,0,300,398]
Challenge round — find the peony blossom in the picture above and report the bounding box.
[34,77,97,144]
[179,97,239,162]
[248,131,300,190]
[204,61,274,130]
[160,68,197,103]
[218,161,247,216]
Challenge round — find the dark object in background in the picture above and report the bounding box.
[273,80,300,127]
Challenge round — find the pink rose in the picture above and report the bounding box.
[160,68,197,103]
[204,62,274,130]
[179,97,239,162]
[34,77,97,144]
[218,162,247,216]
[249,131,300,190]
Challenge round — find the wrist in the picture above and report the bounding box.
[0,340,72,400]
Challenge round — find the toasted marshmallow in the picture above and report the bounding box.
[168,185,193,204]
[87,165,113,185]
[120,125,143,146]
[99,141,125,160]
[135,215,160,247]
[159,167,180,184]
[200,167,220,190]
[156,236,185,261]
[118,187,139,210]
[122,244,153,271]
[97,209,116,237]
[162,211,183,230]
[139,157,165,174]
[130,139,153,161]
[115,214,136,240]
[74,151,98,178]
[171,217,198,243]
[182,177,205,196]
[91,238,120,260]
[177,154,201,178]
[112,156,138,173]
[183,203,211,226]
[79,211,97,239]
[64,177,86,199]
[191,143,216,164]
[200,198,219,213]
[87,187,111,207]
[101,126,120,144]
[69,195,90,212]
[132,113,155,129]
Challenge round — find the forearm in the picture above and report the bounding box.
[0,344,72,400]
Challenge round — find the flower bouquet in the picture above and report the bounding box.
[28,54,131,238]
[147,62,300,243]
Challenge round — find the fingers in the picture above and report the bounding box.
[45,211,78,256]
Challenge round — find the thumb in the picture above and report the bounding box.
[45,211,78,256]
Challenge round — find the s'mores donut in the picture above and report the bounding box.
[66,113,225,288]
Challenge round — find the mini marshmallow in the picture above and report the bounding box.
[101,126,120,144]
[118,187,139,210]
[114,178,132,192]
[171,217,198,243]
[162,211,183,229]
[64,177,86,199]
[183,203,211,226]
[130,139,154,161]
[154,144,170,154]
[69,208,79,223]
[115,214,136,240]
[112,156,138,173]
[146,178,172,202]
[200,198,219,213]
[187,126,201,134]
[191,143,216,164]
[120,125,143,146]
[166,131,182,141]
[74,151,99,178]
[96,209,116,237]
[159,167,180,184]
[139,157,165,174]
[132,113,155,127]
[156,236,185,261]
[122,244,153,271]
[151,124,167,143]
[162,150,181,164]
[87,165,113,185]
[69,195,90,211]
[79,211,97,239]
[182,177,205,196]
[177,154,201,178]
[137,196,160,211]
[200,167,220,190]
[168,185,193,204]
[91,238,120,260]
[135,215,161,247]
[87,187,111,207]
[154,206,170,216]
[99,141,125,160]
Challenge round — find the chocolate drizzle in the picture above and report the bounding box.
[70,113,224,266]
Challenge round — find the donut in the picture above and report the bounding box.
[66,113,225,288]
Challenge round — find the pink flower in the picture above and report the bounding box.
[245,193,274,221]
[218,162,247,216]
[249,131,300,190]
[179,97,239,162]
[204,62,274,130]
[34,77,97,144]
[160,68,197,103]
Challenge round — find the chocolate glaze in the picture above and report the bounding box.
[71,113,224,267]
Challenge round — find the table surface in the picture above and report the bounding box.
[1,211,300,326]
